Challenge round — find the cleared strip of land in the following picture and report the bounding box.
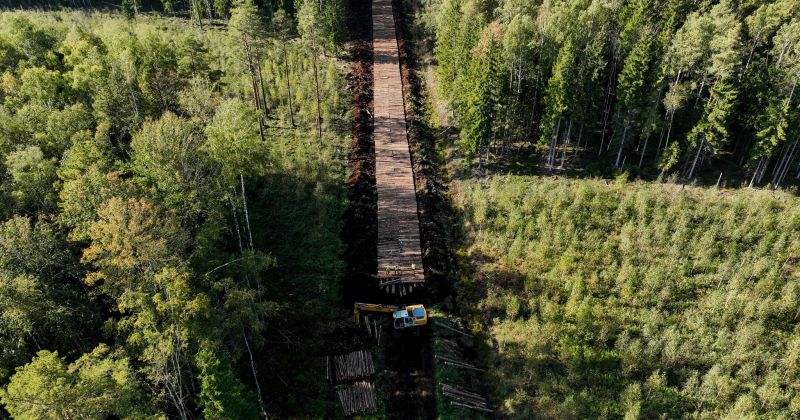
[372,0,424,285]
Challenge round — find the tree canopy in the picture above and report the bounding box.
[0,1,348,416]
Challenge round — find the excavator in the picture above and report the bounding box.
[354,302,428,329]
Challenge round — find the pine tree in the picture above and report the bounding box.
[613,32,656,168]
[539,36,575,168]
[460,39,499,174]
[685,79,737,179]
[230,0,269,138]
[121,0,138,19]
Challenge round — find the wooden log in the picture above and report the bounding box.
[451,401,493,413]
[341,389,350,416]
[443,393,486,406]
[355,385,360,413]
[361,382,367,410]
[340,389,346,415]
[442,383,482,395]
[442,384,485,400]
[444,361,487,372]
[355,382,366,411]
[443,392,488,407]
[338,389,348,415]
[442,389,487,403]
[366,387,371,412]
[443,389,486,403]
[437,322,473,338]
[435,355,476,367]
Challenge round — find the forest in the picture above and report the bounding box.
[456,176,800,418]
[2,0,799,416]
[0,0,350,417]
[428,0,800,186]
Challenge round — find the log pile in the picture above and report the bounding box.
[337,381,377,416]
[441,383,492,413]
[332,350,375,381]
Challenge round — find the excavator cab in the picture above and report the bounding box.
[393,304,427,329]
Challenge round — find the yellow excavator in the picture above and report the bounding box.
[354,302,428,329]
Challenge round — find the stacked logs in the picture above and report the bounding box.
[337,381,377,416]
[441,383,492,413]
[332,350,375,381]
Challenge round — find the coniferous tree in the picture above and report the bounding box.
[539,36,575,168]
[460,32,502,174]
[685,79,737,179]
[430,0,800,181]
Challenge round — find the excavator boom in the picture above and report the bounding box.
[354,302,399,323]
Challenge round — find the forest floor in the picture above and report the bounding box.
[446,136,768,190]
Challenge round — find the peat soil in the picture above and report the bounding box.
[341,0,380,305]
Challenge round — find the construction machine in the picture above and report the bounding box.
[353,302,427,329]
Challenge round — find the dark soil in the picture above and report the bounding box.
[341,0,379,305]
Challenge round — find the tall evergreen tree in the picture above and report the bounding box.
[460,32,502,173]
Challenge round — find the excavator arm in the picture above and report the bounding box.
[354,302,399,323]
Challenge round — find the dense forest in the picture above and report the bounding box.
[428,0,800,186]
[0,0,350,417]
[0,0,299,22]
[456,176,800,418]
